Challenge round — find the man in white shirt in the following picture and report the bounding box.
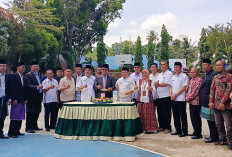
[116,67,135,102]
[155,61,173,134]
[42,70,59,131]
[130,63,142,104]
[77,65,96,102]
[170,62,189,137]
[149,63,159,101]
[73,64,83,101]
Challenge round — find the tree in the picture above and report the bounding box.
[12,0,63,34]
[97,37,108,66]
[61,0,126,63]
[172,39,181,52]
[160,24,170,61]
[147,36,155,69]
[111,40,135,55]
[22,28,59,70]
[198,28,210,64]
[0,6,25,64]
[134,36,143,68]
[146,30,159,45]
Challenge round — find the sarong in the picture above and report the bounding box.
[10,103,25,120]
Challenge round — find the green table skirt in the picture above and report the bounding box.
[54,102,143,141]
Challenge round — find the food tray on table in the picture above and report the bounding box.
[92,101,113,104]
[92,97,114,104]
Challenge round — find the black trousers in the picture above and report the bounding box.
[132,99,138,107]
[26,112,40,130]
[189,104,202,136]
[157,97,172,130]
[207,120,219,140]
[8,120,22,136]
[0,116,6,135]
[171,101,188,133]
[44,102,59,129]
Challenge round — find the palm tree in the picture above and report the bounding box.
[146,30,159,44]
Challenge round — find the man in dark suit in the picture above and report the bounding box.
[25,61,43,133]
[0,59,10,139]
[54,67,64,84]
[8,62,26,138]
[93,64,115,98]
[199,59,219,143]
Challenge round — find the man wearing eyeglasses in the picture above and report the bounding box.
[93,64,116,98]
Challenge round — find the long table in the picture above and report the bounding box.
[54,102,143,142]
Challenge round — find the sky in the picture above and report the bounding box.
[1,0,232,47]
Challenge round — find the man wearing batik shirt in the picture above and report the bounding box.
[186,67,203,139]
[209,60,232,150]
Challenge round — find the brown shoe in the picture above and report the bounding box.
[164,129,171,134]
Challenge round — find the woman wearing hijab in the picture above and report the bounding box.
[137,69,158,133]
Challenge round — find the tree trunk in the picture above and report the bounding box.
[75,52,81,64]
[18,53,22,63]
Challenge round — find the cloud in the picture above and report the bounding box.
[128,21,137,27]
[108,19,121,29]
[140,12,180,30]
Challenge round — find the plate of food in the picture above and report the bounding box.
[101,89,107,92]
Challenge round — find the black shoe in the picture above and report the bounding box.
[227,143,232,150]
[188,133,195,136]
[0,134,9,139]
[17,132,25,136]
[33,127,43,131]
[157,128,164,132]
[191,135,203,139]
[50,126,56,130]
[45,128,50,132]
[205,138,218,143]
[26,129,35,133]
[179,133,188,137]
[214,139,228,145]
[8,134,18,138]
[205,136,210,140]
[170,131,181,135]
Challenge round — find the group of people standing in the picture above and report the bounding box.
[0,61,117,139]
[0,58,231,150]
[130,59,232,150]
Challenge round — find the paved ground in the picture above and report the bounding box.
[0,134,164,157]
[3,105,232,157]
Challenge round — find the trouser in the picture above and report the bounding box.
[0,116,6,135]
[8,120,22,136]
[189,104,202,136]
[26,112,40,130]
[132,99,138,107]
[214,109,232,143]
[44,102,59,129]
[157,97,172,130]
[207,120,219,141]
[153,99,159,107]
[171,101,188,133]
